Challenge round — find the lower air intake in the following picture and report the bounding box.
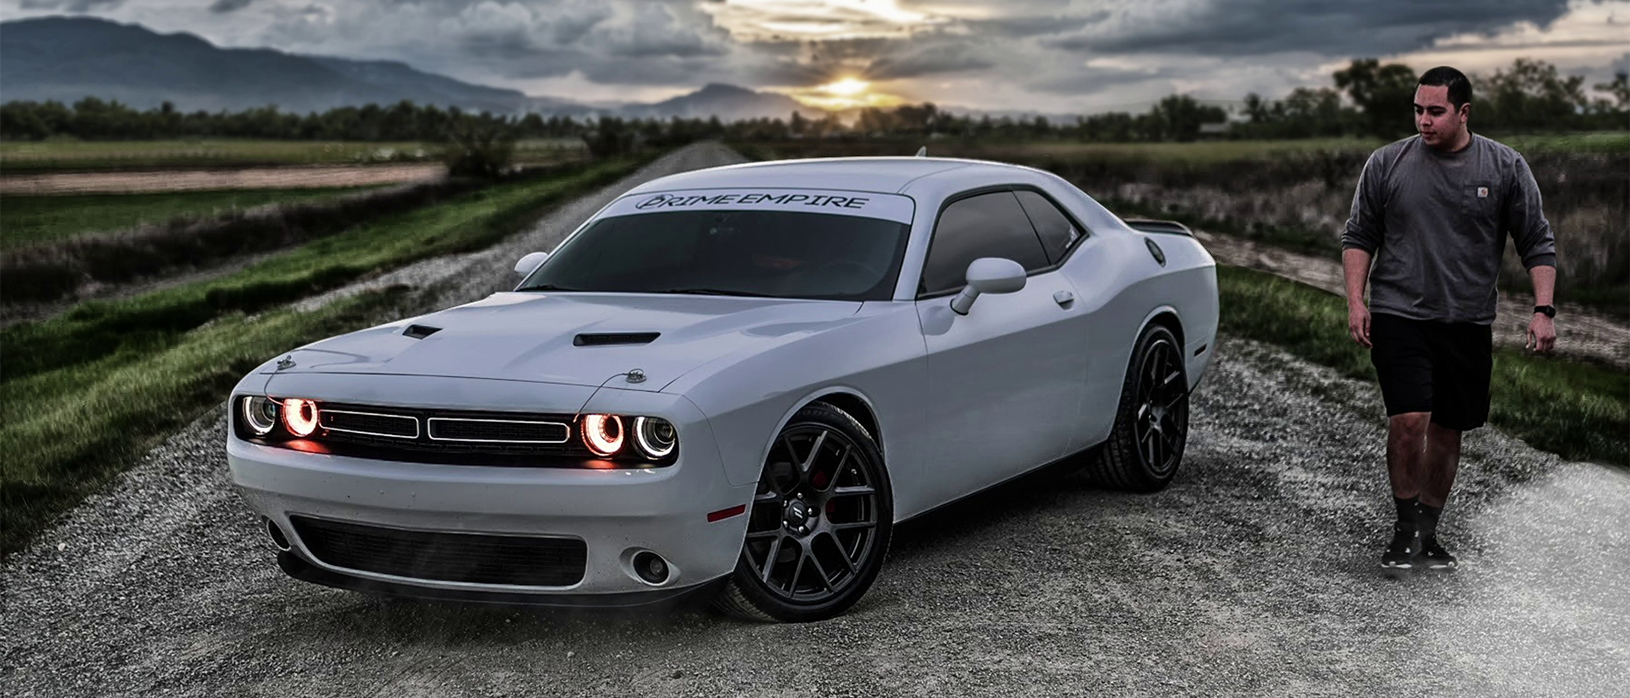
[291,516,587,587]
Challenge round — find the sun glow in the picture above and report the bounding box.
[824,77,870,97]
[780,76,906,111]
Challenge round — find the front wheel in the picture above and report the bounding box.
[1084,323,1190,492]
[714,403,893,622]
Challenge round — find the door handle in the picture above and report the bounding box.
[1053,290,1075,307]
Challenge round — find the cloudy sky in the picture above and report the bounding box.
[4,0,1627,113]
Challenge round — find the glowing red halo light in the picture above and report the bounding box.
[282,398,319,437]
[582,414,624,456]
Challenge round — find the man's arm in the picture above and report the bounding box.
[1528,264,1556,352]
[1505,154,1558,353]
[1344,248,1374,348]
[1341,150,1385,348]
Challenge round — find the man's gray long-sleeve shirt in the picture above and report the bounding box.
[1341,133,1556,325]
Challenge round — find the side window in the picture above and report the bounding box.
[1015,190,1084,264]
[919,191,1049,296]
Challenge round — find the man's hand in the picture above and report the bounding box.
[1348,302,1372,348]
[1527,313,1556,353]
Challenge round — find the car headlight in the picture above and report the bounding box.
[282,398,320,437]
[582,414,624,456]
[241,396,280,436]
[633,417,677,458]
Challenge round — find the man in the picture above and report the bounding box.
[1340,66,1557,571]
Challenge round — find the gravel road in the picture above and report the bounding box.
[4,144,1626,697]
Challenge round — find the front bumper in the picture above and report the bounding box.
[227,387,756,603]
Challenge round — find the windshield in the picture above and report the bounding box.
[518,209,911,301]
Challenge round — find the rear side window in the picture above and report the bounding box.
[1015,190,1083,263]
[919,191,1049,296]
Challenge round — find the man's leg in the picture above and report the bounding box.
[1387,412,1431,500]
[1370,312,1433,569]
[1418,422,1463,569]
[1420,422,1462,508]
[1381,412,1430,568]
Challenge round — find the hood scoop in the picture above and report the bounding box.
[403,324,443,339]
[574,332,660,347]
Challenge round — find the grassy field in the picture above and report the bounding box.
[1218,265,1627,466]
[0,137,585,172]
[1,187,383,250]
[0,156,648,555]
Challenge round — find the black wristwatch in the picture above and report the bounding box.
[1534,305,1556,318]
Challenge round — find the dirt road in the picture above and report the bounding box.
[0,163,444,195]
[3,144,1626,696]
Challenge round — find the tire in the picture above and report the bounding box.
[1084,323,1190,492]
[714,402,893,623]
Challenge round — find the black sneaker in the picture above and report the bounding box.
[1421,537,1457,570]
[1381,523,1420,569]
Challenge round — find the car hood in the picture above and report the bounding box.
[273,292,864,391]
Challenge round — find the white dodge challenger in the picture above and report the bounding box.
[226,156,1218,622]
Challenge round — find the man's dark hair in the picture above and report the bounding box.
[1418,66,1473,109]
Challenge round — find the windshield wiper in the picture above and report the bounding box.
[656,288,763,297]
[519,284,585,292]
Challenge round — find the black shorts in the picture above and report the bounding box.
[1368,312,1493,431]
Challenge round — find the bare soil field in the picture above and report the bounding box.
[0,163,445,195]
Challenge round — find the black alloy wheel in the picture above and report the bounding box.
[715,402,893,622]
[1085,323,1190,492]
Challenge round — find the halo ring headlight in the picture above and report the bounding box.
[633,417,677,458]
[283,398,320,437]
[242,396,279,436]
[582,414,624,456]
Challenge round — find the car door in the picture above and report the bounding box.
[914,190,1087,503]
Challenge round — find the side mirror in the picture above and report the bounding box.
[950,257,1026,315]
[514,251,549,276]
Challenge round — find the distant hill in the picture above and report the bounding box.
[620,83,821,122]
[0,16,534,113]
[0,16,826,122]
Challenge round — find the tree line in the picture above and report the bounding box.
[1,58,1623,146]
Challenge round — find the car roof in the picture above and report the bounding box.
[622,156,1050,196]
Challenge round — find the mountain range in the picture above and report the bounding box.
[0,16,820,122]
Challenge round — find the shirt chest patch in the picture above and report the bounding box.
[1477,186,1489,198]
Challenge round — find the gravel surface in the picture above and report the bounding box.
[4,144,1626,696]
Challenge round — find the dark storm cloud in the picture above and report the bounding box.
[963,10,1107,39]
[208,0,252,13]
[865,39,995,79]
[1044,0,1575,57]
[1026,62,1184,95]
[18,0,123,11]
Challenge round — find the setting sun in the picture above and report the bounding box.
[781,76,905,111]
[823,77,870,97]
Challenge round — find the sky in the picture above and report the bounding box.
[4,0,1628,113]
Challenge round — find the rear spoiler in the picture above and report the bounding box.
[1121,218,1193,237]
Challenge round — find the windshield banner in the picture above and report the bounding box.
[603,188,915,225]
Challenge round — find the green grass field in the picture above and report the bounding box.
[0,156,648,555]
[1,187,382,250]
[0,138,585,172]
[1217,265,1628,466]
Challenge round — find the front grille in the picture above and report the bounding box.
[322,409,419,439]
[428,417,570,443]
[291,516,587,587]
[313,403,592,463]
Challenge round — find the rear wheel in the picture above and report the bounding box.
[714,403,893,622]
[1084,323,1189,492]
